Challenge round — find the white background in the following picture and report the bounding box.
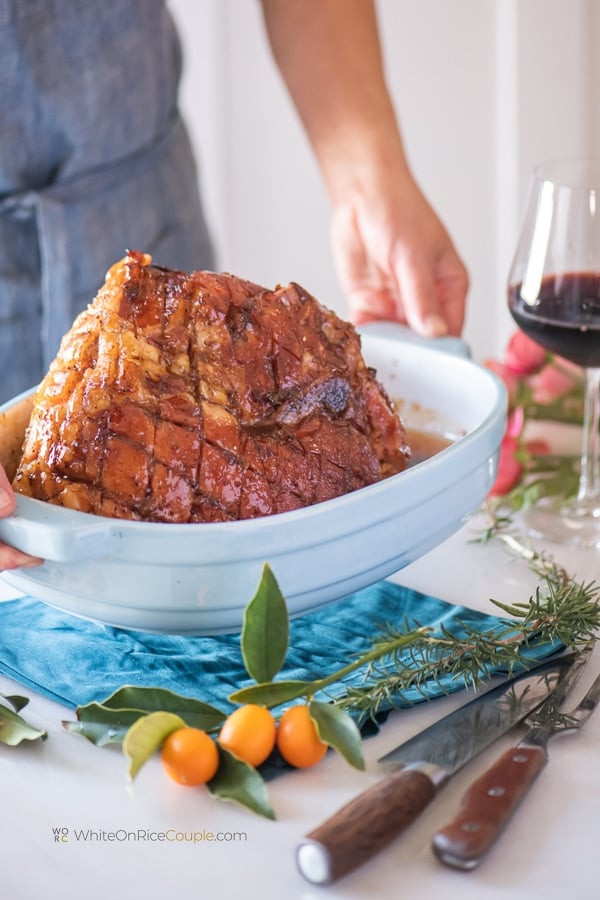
[167,0,600,362]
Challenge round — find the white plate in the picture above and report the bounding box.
[0,326,506,634]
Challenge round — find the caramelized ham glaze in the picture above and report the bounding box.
[13,251,410,522]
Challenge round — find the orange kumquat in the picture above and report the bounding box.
[160,727,219,786]
[276,704,328,769]
[218,704,277,767]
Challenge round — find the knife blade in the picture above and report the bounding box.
[432,649,596,870]
[295,652,579,885]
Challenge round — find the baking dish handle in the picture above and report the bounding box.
[0,496,113,562]
[358,321,471,358]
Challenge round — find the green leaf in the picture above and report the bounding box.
[1,693,30,714]
[63,706,144,746]
[0,703,47,746]
[123,711,186,782]
[309,700,365,771]
[229,680,311,707]
[64,687,227,746]
[90,686,227,729]
[241,563,289,683]
[208,745,275,820]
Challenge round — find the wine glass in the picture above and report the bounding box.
[507,157,600,547]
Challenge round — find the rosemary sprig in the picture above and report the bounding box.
[331,528,600,724]
[232,527,600,725]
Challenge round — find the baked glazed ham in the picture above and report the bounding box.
[13,252,410,522]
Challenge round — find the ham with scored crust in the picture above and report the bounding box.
[13,251,410,522]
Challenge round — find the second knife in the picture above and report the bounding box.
[296,651,581,885]
[432,648,596,869]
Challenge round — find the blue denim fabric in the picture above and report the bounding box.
[0,1,215,403]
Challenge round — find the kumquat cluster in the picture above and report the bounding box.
[63,565,366,819]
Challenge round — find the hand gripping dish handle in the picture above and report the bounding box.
[0,495,112,561]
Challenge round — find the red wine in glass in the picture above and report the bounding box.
[508,273,600,368]
[506,157,600,547]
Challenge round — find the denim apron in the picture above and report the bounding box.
[0,0,215,404]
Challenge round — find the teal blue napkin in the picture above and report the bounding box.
[0,581,559,716]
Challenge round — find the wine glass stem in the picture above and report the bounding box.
[577,367,600,505]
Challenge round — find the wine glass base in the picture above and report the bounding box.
[520,498,600,549]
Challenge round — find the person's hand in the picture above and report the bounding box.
[261,0,469,339]
[330,168,468,338]
[0,465,42,570]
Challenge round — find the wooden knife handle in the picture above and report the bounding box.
[432,745,547,870]
[296,767,437,885]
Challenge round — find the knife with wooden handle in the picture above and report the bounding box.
[295,652,582,885]
[432,659,600,870]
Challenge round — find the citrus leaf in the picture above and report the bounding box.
[241,563,289,683]
[63,707,144,746]
[208,745,275,820]
[309,700,365,770]
[1,693,30,714]
[64,687,227,746]
[0,703,47,746]
[229,680,311,707]
[123,711,186,782]
[87,686,227,728]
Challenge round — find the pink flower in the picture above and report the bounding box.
[490,437,523,496]
[486,330,573,498]
[505,406,525,439]
[489,434,550,497]
[531,358,581,403]
[504,330,547,376]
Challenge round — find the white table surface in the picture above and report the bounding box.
[1,513,598,900]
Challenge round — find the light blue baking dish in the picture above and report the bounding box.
[0,325,506,634]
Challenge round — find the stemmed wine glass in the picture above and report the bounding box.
[507,157,600,547]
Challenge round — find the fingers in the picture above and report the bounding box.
[391,246,448,337]
[347,287,402,326]
[331,203,407,326]
[401,277,450,337]
[433,247,469,337]
[0,543,42,570]
[0,466,15,517]
[330,195,468,337]
[394,245,468,339]
[0,465,43,570]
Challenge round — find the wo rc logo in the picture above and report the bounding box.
[52,827,69,843]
